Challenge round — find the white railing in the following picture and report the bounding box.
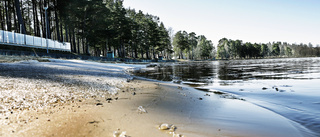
[0,29,71,51]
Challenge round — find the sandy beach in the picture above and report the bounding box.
[0,56,309,137]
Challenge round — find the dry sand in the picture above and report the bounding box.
[0,56,307,137]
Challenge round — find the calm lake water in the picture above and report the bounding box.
[135,58,320,136]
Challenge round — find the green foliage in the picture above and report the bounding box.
[198,35,214,59]
[272,43,280,56]
[173,31,214,60]
[285,47,293,57]
[1,0,172,58]
[217,38,229,59]
[261,44,269,57]
[217,38,320,59]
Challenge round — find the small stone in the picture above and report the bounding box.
[169,125,176,132]
[113,130,120,137]
[172,132,184,137]
[132,92,136,95]
[137,106,147,113]
[96,103,103,106]
[159,123,170,130]
[88,121,99,124]
[199,98,203,100]
[106,98,113,101]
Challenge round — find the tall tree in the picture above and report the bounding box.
[272,43,280,56]
[188,32,197,60]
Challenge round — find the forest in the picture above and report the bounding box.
[0,0,319,60]
[172,30,215,60]
[217,38,320,59]
[0,0,173,59]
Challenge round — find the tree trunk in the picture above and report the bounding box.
[0,2,4,30]
[60,20,63,41]
[140,49,144,59]
[153,46,155,59]
[40,0,45,38]
[4,1,9,31]
[77,29,80,54]
[35,1,40,36]
[72,28,76,53]
[65,21,68,42]
[5,0,12,31]
[134,46,138,58]
[86,42,89,55]
[146,50,149,59]
[32,0,37,35]
[82,37,86,54]
[54,0,60,41]
[13,3,18,32]
[180,50,183,59]
[68,27,74,52]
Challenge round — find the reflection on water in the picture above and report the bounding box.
[135,58,320,83]
[134,57,320,136]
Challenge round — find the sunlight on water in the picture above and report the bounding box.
[135,57,320,136]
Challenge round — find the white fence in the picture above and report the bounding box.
[0,30,71,52]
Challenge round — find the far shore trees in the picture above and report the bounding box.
[217,38,320,59]
[173,31,215,60]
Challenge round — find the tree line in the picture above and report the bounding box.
[217,38,320,59]
[1,0,318,60]
[0,0,172,59]
[173,30,215,60]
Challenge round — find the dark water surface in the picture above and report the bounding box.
[135,58,320,136]
[136,58,320,82]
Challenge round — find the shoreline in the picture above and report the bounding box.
[0,57,309,136]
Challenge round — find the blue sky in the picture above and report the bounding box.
[123,0,320,46]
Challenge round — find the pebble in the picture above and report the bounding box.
[169,125,176,132]
[137,106,147,114]
[172,132,184,137]
[159,123,170,130]
[96,103,103,106]
[113,129,127,137]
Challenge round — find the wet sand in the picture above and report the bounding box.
[0,57,307,137]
